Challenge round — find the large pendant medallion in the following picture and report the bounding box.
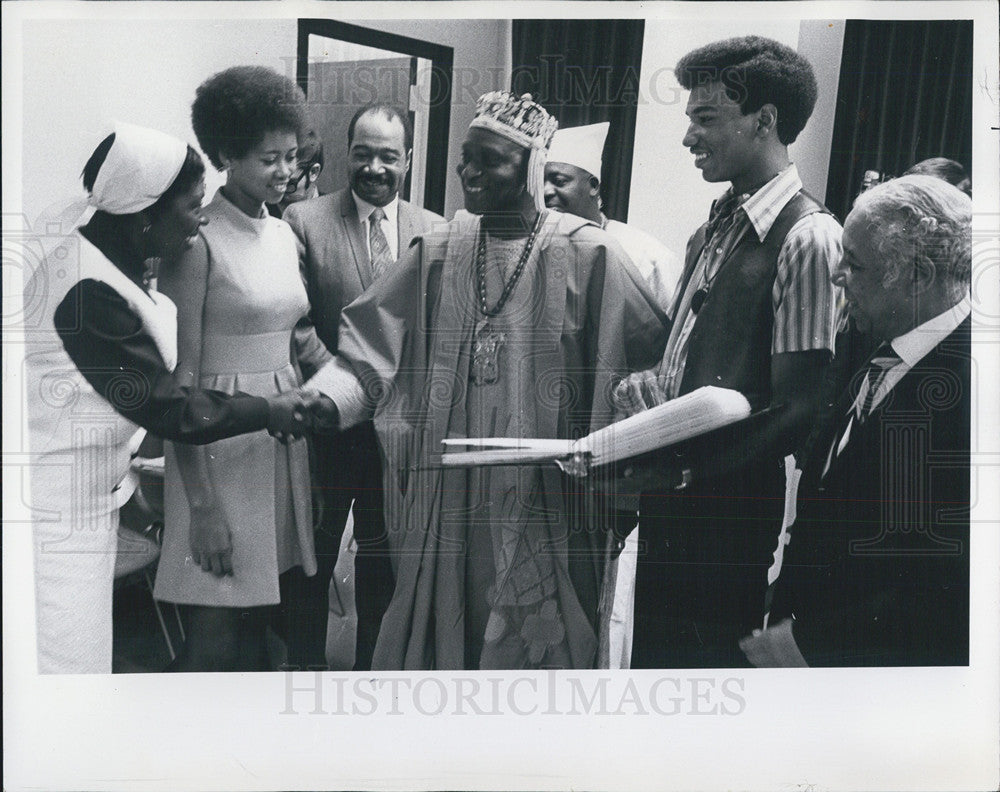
[471,319,506,386]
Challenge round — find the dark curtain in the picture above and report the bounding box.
[511,20,645,222]
[825,20,973,222]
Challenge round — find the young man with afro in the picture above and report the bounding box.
[620,36,844,668]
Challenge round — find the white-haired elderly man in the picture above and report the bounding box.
[742,174,973,667]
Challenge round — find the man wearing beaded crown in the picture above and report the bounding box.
[620,36,844,668]
[306,91,669,670]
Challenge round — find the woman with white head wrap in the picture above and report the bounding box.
[24,122,314,674]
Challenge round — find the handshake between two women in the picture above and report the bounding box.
[266,389,339,443]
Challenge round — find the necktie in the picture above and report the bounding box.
[705,190,742,241]
[857,342,902,422]
[368,207,393,280]
[823,343,901,477]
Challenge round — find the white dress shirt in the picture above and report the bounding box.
[853,294,971,416]
[830,294,971,467]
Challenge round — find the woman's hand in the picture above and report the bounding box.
[267,390,311,442]
[189,505,234,577]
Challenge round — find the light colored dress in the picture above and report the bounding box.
[155,191,319,607]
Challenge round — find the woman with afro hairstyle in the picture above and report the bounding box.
[154,66,335,671]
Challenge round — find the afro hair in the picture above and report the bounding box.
[676,36,818,145]
[192,65,307,170]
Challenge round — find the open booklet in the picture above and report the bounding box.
[439,386,753,477]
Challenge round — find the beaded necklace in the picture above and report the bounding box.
[475,212,543,317]
[470,212,543,385]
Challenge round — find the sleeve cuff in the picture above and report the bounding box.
[305,357,371,429]
[239,395,272,431]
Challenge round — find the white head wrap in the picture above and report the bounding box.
[547,122,610,181]
[88,121,188,215]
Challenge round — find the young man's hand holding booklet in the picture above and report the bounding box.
[439,386,754,479]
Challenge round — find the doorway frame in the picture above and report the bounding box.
[297,18,453,215]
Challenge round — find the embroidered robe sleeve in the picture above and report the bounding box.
[306,237,432,429]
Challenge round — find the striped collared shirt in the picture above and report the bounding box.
[653,164,843,401]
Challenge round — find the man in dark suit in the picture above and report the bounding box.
[282,104,443,670]
[742,174,972,666]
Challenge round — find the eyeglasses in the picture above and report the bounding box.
[286,161,321,193]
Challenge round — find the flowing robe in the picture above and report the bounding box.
[327,210,668,669]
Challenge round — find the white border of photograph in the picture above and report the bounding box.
[3,2,998,790]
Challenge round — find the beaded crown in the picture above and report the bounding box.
[470,91,559,150]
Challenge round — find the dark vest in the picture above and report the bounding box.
[678,190,828,409]
[633,189,835,655]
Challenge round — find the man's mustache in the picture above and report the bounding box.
[356,170,394,183]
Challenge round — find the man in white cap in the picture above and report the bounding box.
[305,91,669,670]
[544,121,682,312]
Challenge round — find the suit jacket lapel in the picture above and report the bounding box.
[397,200,417,252]
[818,316,971,482]
[817,352,883,482]
[340,189,372,290]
